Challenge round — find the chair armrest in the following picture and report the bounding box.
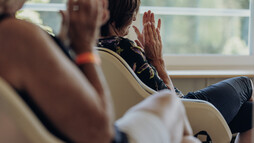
[181,99,232,143]
[0,77,63,143]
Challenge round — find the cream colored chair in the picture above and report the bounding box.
[97,47,232,143]
[0,77,64,143]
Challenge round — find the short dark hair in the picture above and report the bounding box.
[101,0,140,36]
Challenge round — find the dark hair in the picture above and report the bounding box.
[101,0,140,36]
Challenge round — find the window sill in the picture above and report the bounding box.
[168,70,254,79]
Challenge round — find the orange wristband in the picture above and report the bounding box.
[75,52,101,65]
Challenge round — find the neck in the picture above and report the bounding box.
[106,24,122,37]
[100,23,125,39]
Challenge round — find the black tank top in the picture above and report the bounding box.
[0,13,10,22]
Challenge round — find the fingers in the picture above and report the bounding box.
[133,25,142,36]
[67,0,102,53]
[144,22,158,46]
[151,23,158,41]
[143,10,159,29]
[156,28,162,45]
[60,10,69,25]
[157,19,161,31]
[67,0,74,14]
[151,13,155,24]
[144,10,151,24]
[68,0,83,22]
[143,12,148,25]
[102,0,108,9]
[147,10,151,22]
[146,22,158,44]
[144,23,150,46]
[133,25,144,45]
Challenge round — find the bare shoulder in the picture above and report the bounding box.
[0,18,57,62]
[0,18,51,48]
[0,18,42,37]
[0,18,59,88]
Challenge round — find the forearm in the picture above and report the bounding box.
[150,59,174,90]
[73,43,109,97]
[78,62,114,117]
[71,42,115,133]
[76,55,114,128]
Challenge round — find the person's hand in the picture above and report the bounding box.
[68,0,109,54]
[133,10,161,49]
[58,10,70,46]
[143,21,163,64]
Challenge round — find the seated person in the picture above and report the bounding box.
[0,0,200,143]
[98,0,254,142]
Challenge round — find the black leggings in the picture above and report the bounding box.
[184,76,253,133]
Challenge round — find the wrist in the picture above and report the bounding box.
[71,42,95,54]
[149,58,165,67]
[70,33,98,54]
[75,52,101,65]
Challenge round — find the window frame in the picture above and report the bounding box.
[137,0,254,70]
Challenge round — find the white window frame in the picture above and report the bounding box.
[138,0,254,70]
[22,1,254,70]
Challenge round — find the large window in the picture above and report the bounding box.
[21,0,254,70]
[141,0,250,55]
[139,0,254,69]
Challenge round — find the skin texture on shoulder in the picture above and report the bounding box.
[0,18,43,88]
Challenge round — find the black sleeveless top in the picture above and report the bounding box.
[0,13,10,22]
[0,15,128,142]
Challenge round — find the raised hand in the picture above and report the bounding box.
[67,0,109,54]
[133,10,161,49]
[141,12,175,90]
[143,21,163,62]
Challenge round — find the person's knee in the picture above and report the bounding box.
[237,76,253,100]
[239,76,252,87]
[239,76,250,81]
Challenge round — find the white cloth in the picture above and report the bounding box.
[116,111,170,143]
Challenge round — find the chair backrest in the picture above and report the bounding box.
[97,47,156,119]
[0,77,64,143]
[97,47,232,143]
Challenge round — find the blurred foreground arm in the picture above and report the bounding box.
[0,0,113,142]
